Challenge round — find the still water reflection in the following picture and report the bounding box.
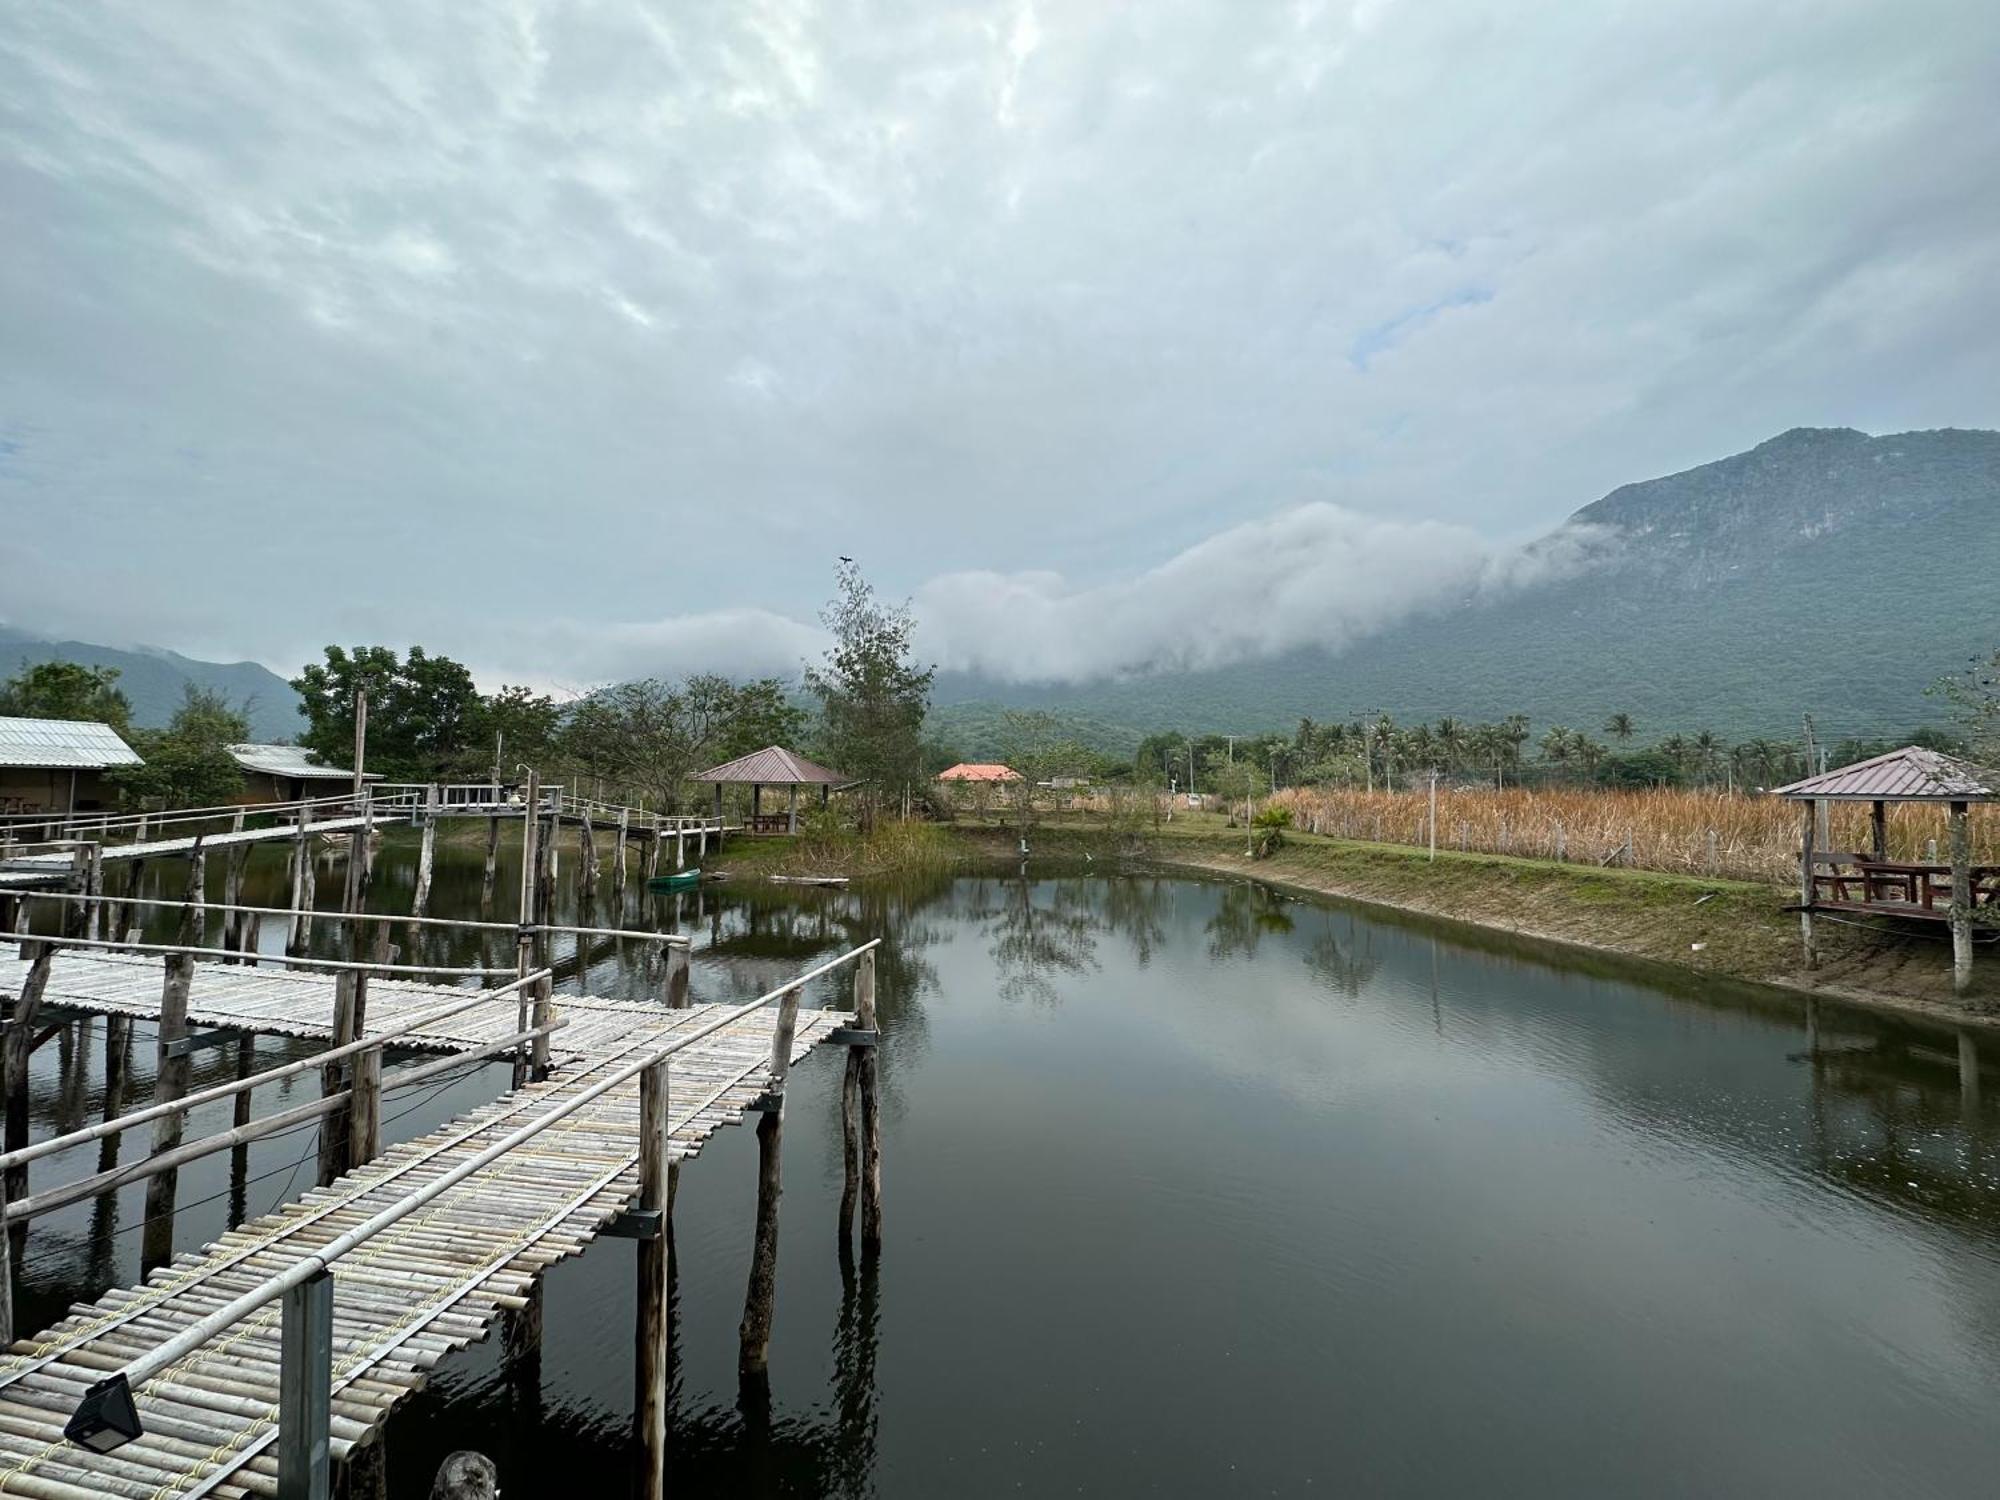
[15,842,2000,1497]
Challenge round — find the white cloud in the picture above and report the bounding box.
[0,0,1994,677]
[910,505,1616,683]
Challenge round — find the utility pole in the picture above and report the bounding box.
[1803,714,1829,845]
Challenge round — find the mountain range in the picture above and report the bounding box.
[930,426,2000,753]
[0,627,300,741]
[5,426,1995,757]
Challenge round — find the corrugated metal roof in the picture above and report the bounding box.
[1772,746,1997,801]
[0,716,143,770]
[689,745,851,785]
[226,743,368,780]
[936,762,1021,782]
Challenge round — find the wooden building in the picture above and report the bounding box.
[691,745,852,834]
[1776,745,1997,996]
[226,742,377,805]
[0,714,142,816]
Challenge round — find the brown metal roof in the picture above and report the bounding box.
[1771,745,1997,802]
[688,745,852,786]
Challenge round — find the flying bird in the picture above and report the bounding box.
[839,555,854,563]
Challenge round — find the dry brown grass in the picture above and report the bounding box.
[1267,784,1999,884]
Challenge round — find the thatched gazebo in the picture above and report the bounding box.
[690,746,852,834]
[1774,746,1998,995]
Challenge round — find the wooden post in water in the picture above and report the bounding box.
[482,815,501,910]
[140,952,195,1276]
[288,802,313,953]
[855,948,883,1253]
[739,984,802,1380]
[635,1057,671,1500]
[3,944,54,1200]
[349,1043,383,1171]
[676,822,686,872]
[82,845,103,941]
[665,944,690,1010]
[531,972,554,1082]
[614,809,629,901]
[1870,799,1889,861]
[411,782,439,920]
[1798,799,1817,968]
[222,810,248,958]
[1949,799,1974,998]
[574,805,593,897]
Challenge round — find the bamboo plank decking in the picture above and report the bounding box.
[0,955,848,1498]
[0,943,676,1064]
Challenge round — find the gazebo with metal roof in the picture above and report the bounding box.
[689,746,853,834]
[1774,745,1997,995]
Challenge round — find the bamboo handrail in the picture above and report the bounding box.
[12,890,692,946]
[0,969,550,1172]
[1,933,512,978]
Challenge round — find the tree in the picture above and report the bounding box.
[1605,712,1635,743]
[804,561,934,823]
[292,646,482,782]
[0,661,132,735]
[1934,648,2000,765]
[113,685,247,808]
[560,674,804,810]
[470,686,564,777]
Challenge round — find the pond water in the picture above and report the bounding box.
[15,835,2000,1497]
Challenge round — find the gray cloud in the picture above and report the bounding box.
[2,0,1996,688]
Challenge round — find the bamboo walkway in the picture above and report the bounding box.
[0,951,849,1498]
[0,820,374,889]
[0,944,670,1065]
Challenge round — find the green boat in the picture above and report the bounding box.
[646,867,703,889]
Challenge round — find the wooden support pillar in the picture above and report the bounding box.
[82,845,103,942]
[185,842,207,946]
[1798,799,1817,969]
[531,972,554,1082]
[319,971,359,1188]
[348,1044,383,1171]
[223,811,249,960]
[738,985,802,1379]
[1949,799,1974,998]
[1870,799,1888,862]
[635,1058,670,1500]
[645,822,662,882]
[665,945,690,1010]
[140,952,195,1276]
[614,809,629,901]
[411,783,439,920]
[481,816,501,910]
[118,856,146,944]
[279,1267,335,1500]
[788,783,799,835]
[577,808,596,901]
[3,945,55,1215]
[853,948,883,1253]
[501,1275,544,1413]
[289,804,313,954]
[229,1030,256,1229]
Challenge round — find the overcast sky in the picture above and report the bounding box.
[3,0,1996,692]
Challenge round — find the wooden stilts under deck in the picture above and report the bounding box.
[739,985,803,1379]
[139,952,194,1276]
[1950,799,1975,997]
[635,1057,671,1500]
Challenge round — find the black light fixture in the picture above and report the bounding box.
[65,1373,142,1453]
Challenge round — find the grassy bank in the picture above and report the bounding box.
[607,808,1987,1027]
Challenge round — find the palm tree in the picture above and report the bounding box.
[1692,729,1724,786]
[1434,717,1467,773]
[1604,712,1635,743]
[1540,725,1576,770]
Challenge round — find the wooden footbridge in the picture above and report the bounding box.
[0,767,883,1499]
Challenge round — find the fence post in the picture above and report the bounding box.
[531,973,554,1082]
[278,1268,334,1500]
[141,952,194,1276]
[739,985,802,1379]
[349,1044,383,1171]
[635,1058,670,1500]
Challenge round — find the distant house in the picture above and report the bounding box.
[936,763,1022,785]
[226,743,378,805]
[0,715,143,816]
